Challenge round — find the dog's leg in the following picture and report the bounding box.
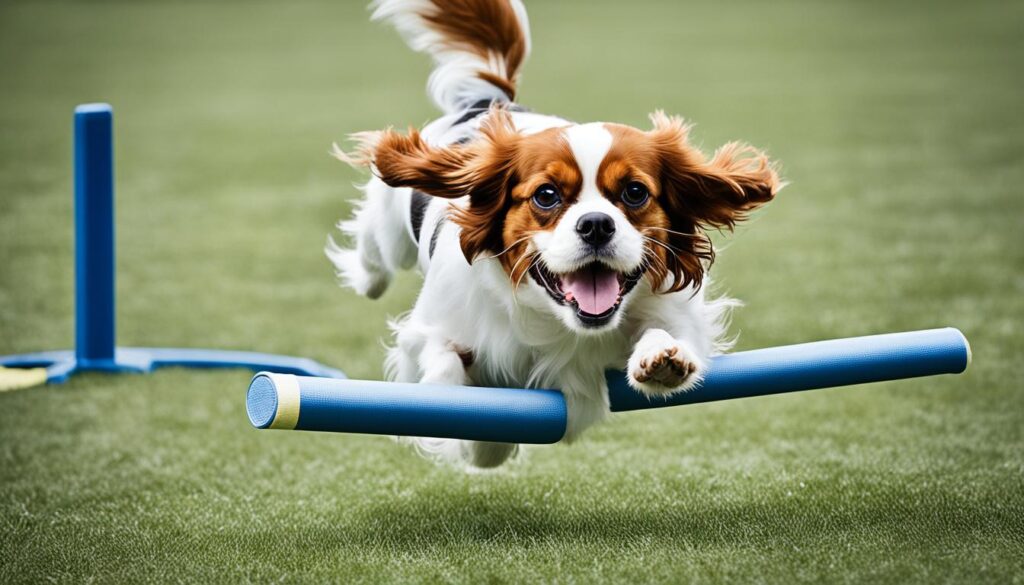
[384,317,423,384]
[414,336,518,469]
[562,392,609,443]
[624,287,735,397]
[554,365,613,443]
[418,337,470,386]
[326,178,417,299]
[626,328,705,396]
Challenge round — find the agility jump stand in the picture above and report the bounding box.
[0,103,972,437]
[0,104,344,383]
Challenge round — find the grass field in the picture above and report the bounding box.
[1,0,1022,582]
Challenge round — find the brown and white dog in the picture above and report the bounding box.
[328,0,781,468]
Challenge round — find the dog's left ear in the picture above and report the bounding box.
[648,111,782,230]
[336,109,520,263]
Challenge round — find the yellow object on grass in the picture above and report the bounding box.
[0,366,48,392]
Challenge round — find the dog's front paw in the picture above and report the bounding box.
[627,330,703,397]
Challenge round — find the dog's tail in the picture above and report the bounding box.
[370,0,531,114]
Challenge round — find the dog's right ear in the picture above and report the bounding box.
[334,109,521,262]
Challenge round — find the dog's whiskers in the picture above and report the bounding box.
[509,247,536,278]
[642,235,686,257]
[643,226,702,240]
[641,247,669,274]
[514,253,542,290]
[509,251,542,310]
[509,249,539,289]
[480,231,539,261]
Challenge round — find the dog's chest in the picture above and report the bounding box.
[467,331,629,398]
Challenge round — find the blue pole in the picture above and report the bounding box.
[247,375,567,443]
[245,328,970,443]
[74,104,116,366]
[605,327,971,411]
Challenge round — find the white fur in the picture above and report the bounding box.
[329,1,738,469]
[539,124,646,274]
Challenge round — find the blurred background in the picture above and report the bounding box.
[1,0,1021,582]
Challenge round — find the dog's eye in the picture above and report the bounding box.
[532,184,561,210]
[621,182,650,208]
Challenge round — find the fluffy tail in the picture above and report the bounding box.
[370,0,531,113]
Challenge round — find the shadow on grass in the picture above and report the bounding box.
[271,479,1013,555]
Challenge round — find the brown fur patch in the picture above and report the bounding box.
[497,133,581,286]
[343,109,579,268]
[601,113,781,292]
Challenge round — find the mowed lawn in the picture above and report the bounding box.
[1,0,1022,582]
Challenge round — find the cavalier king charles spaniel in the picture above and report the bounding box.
[328,0,782,468]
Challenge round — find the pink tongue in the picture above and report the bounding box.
[561,267,620,315]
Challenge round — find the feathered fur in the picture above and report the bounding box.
[328,0,781,469]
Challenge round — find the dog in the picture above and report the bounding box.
[328,0,782,468]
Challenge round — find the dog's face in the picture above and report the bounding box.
[356,109,780,333]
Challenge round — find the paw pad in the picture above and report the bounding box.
[632,346,697,387]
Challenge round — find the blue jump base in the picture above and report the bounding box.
[0,103,345,384]
[0,348,345,384]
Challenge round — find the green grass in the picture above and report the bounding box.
[1,0,1022,582]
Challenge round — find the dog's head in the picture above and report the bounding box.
[345,108,781,333]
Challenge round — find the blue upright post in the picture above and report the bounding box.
[0,102,352,383]
[74,104,117,368]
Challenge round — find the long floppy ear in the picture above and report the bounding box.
[333,128,477,197]
[645,111,782,292]
[649,111,782,231]
[336,109,520,262]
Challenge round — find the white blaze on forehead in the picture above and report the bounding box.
[564,123,613,198]
[533,122,645,277]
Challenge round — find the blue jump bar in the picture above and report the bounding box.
[74,104,116,366]
[246,328,970,444]
[608,327,971,411]
[247,374,567,444]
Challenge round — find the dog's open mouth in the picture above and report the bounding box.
[529,261,645,327]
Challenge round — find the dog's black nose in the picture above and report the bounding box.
[576,212,616,247]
